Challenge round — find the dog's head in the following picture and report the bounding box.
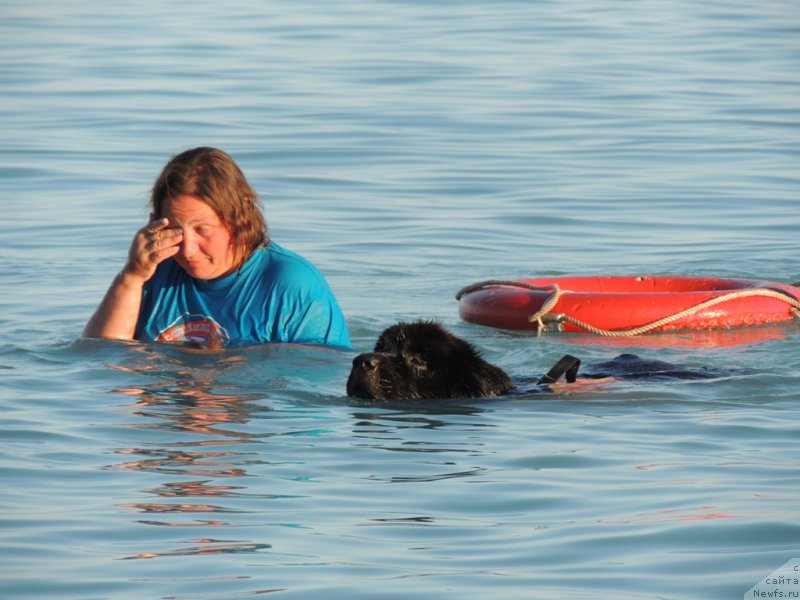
[346,321,514,400]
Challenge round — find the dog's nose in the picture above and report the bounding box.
[353,353,379,371]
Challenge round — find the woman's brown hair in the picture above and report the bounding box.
[151,147,268,267]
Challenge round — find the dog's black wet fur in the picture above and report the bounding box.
[346,321,721,401]
[583,353,719,381]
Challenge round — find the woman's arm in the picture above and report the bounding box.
[83,217,183,340]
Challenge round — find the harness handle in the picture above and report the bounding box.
[538,354,581,385]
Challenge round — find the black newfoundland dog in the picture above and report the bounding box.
[347,321,516,401]
[346,321,720,401]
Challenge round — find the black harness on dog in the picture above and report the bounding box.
[537,354,581,385]
[533,352,725,388]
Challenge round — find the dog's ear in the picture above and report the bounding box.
[405,352,428,375]
[374,324,405,353]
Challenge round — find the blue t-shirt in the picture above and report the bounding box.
[134,242,351,348]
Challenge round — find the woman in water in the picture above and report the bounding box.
[84,147,350,348]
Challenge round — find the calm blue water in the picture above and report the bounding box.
[1,1,799,598]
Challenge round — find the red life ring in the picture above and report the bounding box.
[456,276,800,335]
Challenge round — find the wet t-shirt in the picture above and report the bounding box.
[135,242,351,348]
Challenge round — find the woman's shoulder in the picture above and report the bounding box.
[261,242,320,271]
[254,242,329,288]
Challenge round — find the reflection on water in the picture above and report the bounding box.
[92,343,352,566]
[118,381,263,439]
[146,480,247,499]
[122,541,274,561]
[111,446,252,478]
[106,355,276,560]
[351,409,487,430]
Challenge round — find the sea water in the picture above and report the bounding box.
[1,1,799,598]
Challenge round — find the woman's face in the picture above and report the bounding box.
[162,194,238,280]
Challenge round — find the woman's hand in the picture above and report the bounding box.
[123,217,183,283]
[83,218,183,340]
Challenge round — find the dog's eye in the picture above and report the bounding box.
[406,353,427,372]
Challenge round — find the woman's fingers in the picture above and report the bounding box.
[150,236,182,262]
[146,223,183,252]
[125,218,183,280]
[144,220,183,261]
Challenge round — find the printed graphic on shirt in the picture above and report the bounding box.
[157,313,230,347]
